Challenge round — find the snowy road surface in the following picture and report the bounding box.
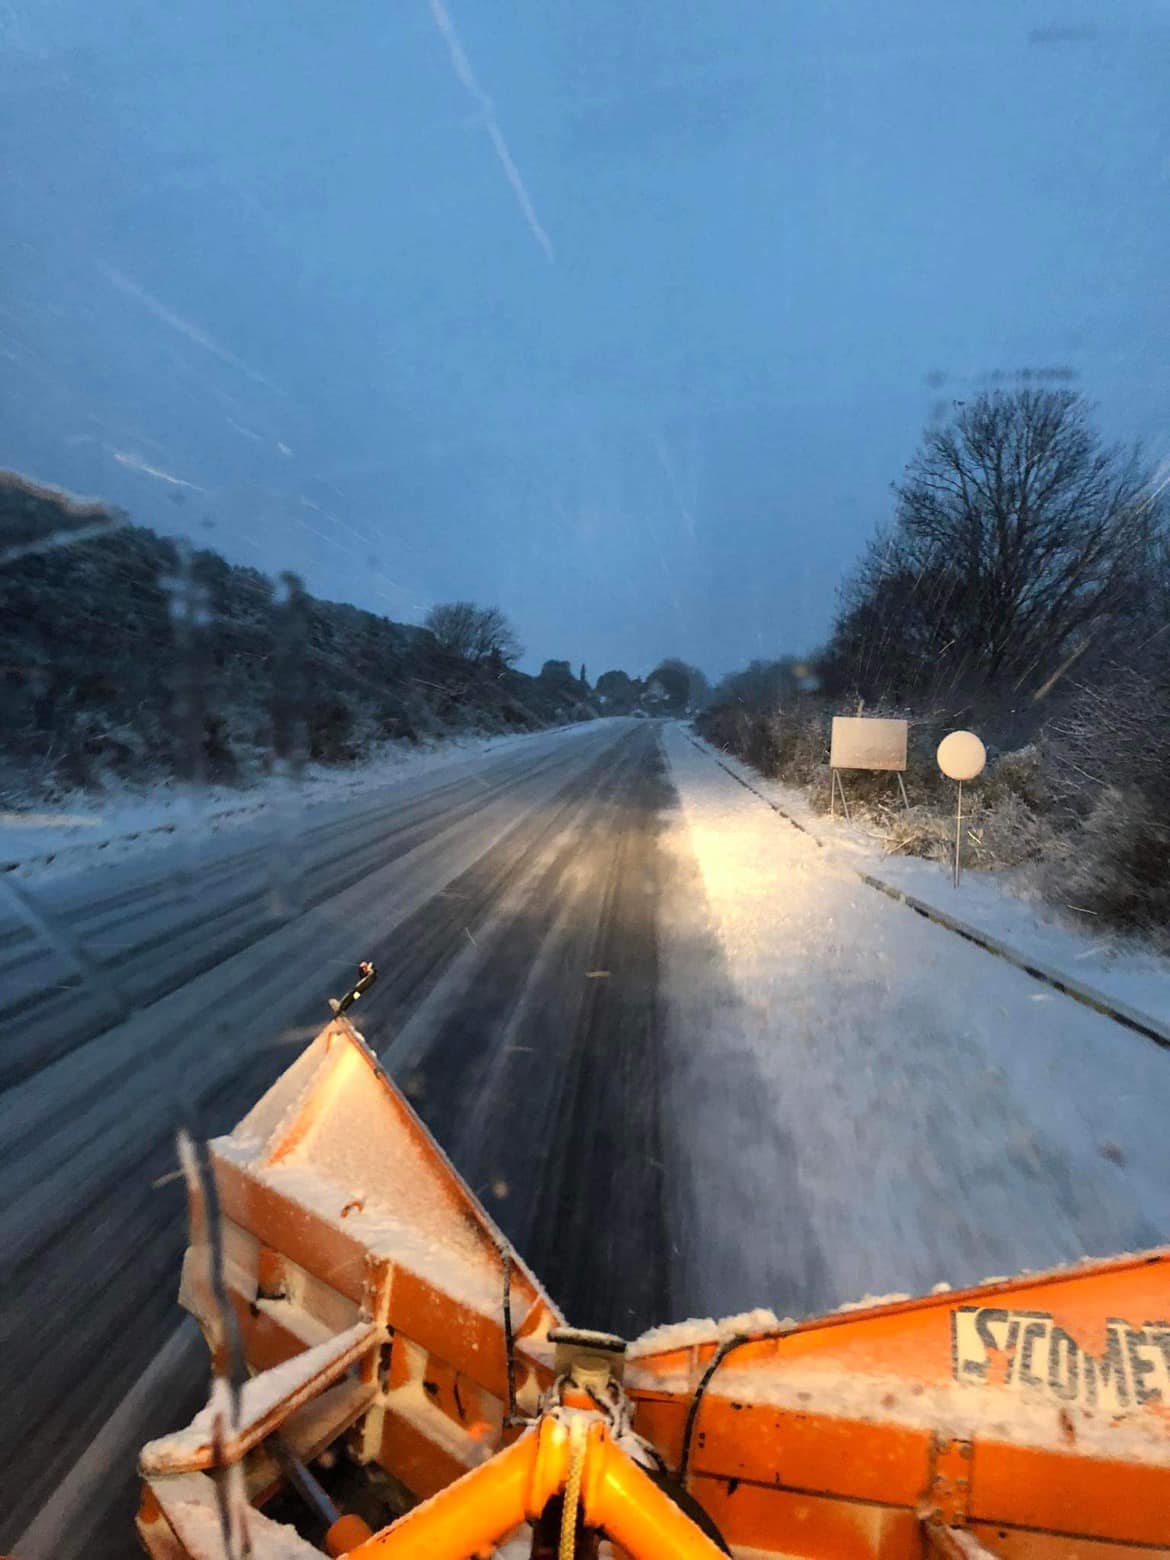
[658,724,1170,1318]
[4,717,1169,1557]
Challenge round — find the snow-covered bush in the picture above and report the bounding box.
[699,699,1059,876]
[1044,666,1170,824]
[1038,666,1170,941]
[1043,787,1170,947]
[699,701,829,787]
[870,805,952,862]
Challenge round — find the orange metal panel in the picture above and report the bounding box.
[967,1520,1170,1560]
[631,1252,1170,1389]
[256,1018,554,1323]
[212,1155,374,1306]
[256,1244,287,1299]
[629,1395,688,1472]
[387,1266,537,1404]
[385,1333,414,1393]
[376,1404,485,1502]
[694,1400,935,1508]
[410,1352,487,1440]
[227,1288,308,1372]
[692,1474,924,1559]
[627,1249,1170,1550]
[970,1441,1170,1549]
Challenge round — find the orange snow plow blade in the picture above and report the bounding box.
[137,984,1170,1560]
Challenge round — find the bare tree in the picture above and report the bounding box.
[424,601,523,667]
[826,390,1162,704]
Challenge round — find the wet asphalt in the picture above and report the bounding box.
[0,719,680,1556]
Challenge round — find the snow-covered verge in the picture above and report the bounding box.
[684,727,1170,1032]
[0,726,578,882]
[696,693,1170,960]
[657,721,1170,1320]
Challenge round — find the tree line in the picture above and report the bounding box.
[0,481,605,797]
[0,475,719,802]
[423,601,709,717]
[701,387,1170,937]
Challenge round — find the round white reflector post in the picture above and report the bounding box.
[936,731,986,887]
[937,731,987,782]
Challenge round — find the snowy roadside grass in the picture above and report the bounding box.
[684,726,1170,1030]
[658,721,1170,1318]
[0,726,570,882]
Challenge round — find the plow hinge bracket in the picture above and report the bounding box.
[921,1434,972,1526]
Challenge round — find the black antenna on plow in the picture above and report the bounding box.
[331,960,378,1015]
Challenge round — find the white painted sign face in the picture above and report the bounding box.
[937,730,987,781]
[830,716,908,772]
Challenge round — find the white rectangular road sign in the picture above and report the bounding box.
[830,716,908,772]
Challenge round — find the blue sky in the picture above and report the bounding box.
[1,1,1168,679]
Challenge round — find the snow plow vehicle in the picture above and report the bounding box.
[137,969,1170,1560]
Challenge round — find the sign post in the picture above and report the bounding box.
[829,717,910,819]
[936,731,987,887]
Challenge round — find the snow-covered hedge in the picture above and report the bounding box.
[0,471,595,803]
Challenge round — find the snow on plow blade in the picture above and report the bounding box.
[138,1007,1170,1559]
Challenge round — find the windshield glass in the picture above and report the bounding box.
[3,4,1169,1554]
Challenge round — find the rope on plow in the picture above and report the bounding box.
[559,1414,588,1560]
